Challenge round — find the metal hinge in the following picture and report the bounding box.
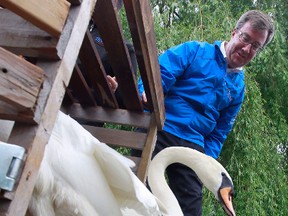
[0,142,26,192]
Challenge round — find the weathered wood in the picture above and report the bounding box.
[128,156,141,174]
[0,0,97,214]
[64,0,164,183]
[136,113,157,182]
[0,1,164,215]
[83,126,147,150]
[66,103,151,128]
[124,0,165,129]
[93,0,143,112]
[0,0,70,37]
[0,47,44,122]
[0,9,71,59]
[78,31,118,108]
[68,65,97,106]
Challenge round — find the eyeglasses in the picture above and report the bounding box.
[237,29,263,53]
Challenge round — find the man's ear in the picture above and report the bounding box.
[231,28,237,37]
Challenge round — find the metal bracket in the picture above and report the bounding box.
[0,142,26,192]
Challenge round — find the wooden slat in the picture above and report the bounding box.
[83,126,147,150]
[0,9,71,59]
[68,65,97,106]
[93,0,143,112]
[66,103,151,128]
[0,47,44,122]
[0,0,97,214]
[20,4,98,124]
[137,113,157,182]
[124,0,165,129]
[0,0,70,37]
[78,31,118,108]
[62,89,76,107]
[127,155,141,174]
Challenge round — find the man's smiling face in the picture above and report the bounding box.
[225,22,268,69]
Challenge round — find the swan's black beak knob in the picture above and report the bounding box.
[218,172,236,216]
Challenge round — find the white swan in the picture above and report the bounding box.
[148,146,236,216]
[0,111,235,215]
[27,111,162,216]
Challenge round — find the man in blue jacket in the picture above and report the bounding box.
[138,10,275,215]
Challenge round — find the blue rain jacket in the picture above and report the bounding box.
[138,41,245,158]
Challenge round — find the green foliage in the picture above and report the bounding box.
[103,123,134,156]
[218,71,288,215]
[152,0,237,53]
[252,26,288,175]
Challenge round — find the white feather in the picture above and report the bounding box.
[28,111,161,216]
[0,111,233,216]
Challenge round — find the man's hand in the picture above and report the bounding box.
[106,75,118,93]
[141,91,147,103]
[141,91,152,110]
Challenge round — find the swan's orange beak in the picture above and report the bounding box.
[219,187,236,216]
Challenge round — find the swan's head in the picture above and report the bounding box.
[148,147,236,216]
[196,153,236,216]
[216,172,235,216]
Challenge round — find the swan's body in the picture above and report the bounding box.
[27,111,162,216]
[0,111,235,216]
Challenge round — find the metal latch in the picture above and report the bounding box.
[0,141,26,192]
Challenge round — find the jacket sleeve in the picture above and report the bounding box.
[204,91,244,159]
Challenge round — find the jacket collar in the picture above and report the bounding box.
[220,41,243,73]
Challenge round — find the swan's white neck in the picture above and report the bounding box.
[148,147,230,216]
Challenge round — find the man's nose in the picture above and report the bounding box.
[242,43,252,53]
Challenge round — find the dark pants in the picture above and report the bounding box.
[132,129,204,216]
[132,130,204,215]
[152,130,204,216]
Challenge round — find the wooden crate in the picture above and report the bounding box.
[0,0,165,215]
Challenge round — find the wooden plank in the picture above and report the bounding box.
[78,31,118,108]
[0,47,44,121]
[62,88,77,107]
[83,126,147,150]
[66,103,151,128]
[0,0,97,214]
[0,69,53,124]
[68,65,97,106]
[0,9,70,59]
[20,1,98,124]
[0,2,96,123]
[124,0,165,129]
[66,103,151,127]
[127,155,141,174]
[93,0,143,112]
[0,0,70,37]
[137,113,157,182]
